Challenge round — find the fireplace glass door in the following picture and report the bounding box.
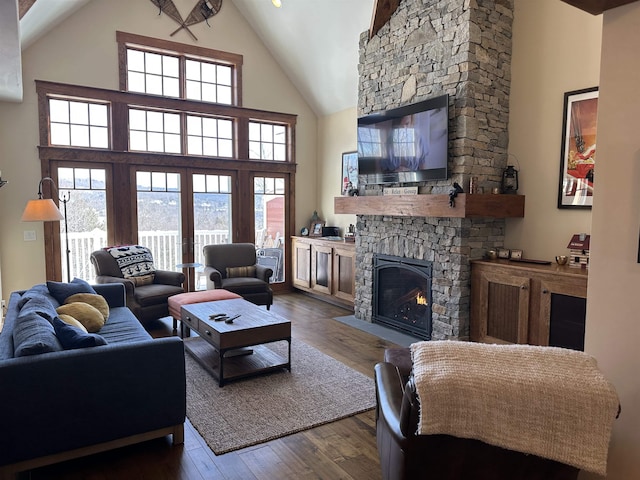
[373,254,432,339]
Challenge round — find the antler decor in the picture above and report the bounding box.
[149,0,223,41]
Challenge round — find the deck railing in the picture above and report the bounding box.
[63,230,229,281]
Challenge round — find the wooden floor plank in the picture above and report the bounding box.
[23,292,395,480]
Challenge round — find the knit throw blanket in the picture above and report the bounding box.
[410,341,619,475]
[106,245,156,278]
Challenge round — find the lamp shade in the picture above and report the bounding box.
[21,198,64,222]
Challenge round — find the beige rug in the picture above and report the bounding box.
[185,340,376,455]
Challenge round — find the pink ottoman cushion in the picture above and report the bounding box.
[168,289,241,320]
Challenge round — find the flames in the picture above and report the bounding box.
[416,293,428,306]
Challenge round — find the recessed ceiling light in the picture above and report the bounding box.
[272,0,282,7]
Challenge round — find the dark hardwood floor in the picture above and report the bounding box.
[23,293,399,480]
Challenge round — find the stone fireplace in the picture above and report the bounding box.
[354,0,515,340]
[373,254,433,339]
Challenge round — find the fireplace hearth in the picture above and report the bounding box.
[373,254,432,340]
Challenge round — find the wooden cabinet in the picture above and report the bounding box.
[471,259,588,350]
[291,236,355,308]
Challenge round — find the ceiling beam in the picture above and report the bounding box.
[19,0,37,19]
[369,0,400,39]
[560,0,639,14]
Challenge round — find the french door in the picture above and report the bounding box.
[133,167,289,290]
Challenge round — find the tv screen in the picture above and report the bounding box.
[357,94,448,184]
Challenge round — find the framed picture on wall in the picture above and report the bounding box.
[341,151,358,196]
[557,87,598,209]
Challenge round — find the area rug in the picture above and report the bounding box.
[185,340,376,455]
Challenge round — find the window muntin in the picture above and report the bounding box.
[186,115,234,157]
[249,122,287,161]
[185,59,233,105]
[129,109,181,153]
[49,99,109,149]
[126,49,180,98]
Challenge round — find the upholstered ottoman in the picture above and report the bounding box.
[168,289,241,335]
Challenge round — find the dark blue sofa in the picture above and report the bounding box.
[0,283,186,477]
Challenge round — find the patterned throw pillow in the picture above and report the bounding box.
[226,266,256,278]
[106,245,156,278]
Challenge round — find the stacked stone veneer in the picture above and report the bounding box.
[355,0,514,340]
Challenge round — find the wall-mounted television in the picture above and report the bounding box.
[357,94,449,185]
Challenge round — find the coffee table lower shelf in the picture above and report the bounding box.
[184,336,291,386]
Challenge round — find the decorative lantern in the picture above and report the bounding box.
[501,165,519,194]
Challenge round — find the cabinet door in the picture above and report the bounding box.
[535,277,587,350]
[332,245,355,303]
[472,268,530,344]
[292,239,311,289]
[311,244,333,295]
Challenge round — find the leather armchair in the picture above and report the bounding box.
[374,350,580,480]
[90,249,184,325]
[203,243,273,309]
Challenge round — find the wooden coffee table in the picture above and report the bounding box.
[180,298,291,386]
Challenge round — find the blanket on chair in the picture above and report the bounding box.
[410,341,619,475]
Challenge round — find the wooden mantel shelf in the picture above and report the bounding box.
[334,194,525,218]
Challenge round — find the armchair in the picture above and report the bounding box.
[90,247,185,325]
[375,347,581,480]
[203,243,273,309]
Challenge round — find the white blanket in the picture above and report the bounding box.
[410,341,619,475]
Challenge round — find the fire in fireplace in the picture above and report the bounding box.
[373,254,432,340]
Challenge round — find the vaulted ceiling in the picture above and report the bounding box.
[3,0,638,111]
[3,0,373,116]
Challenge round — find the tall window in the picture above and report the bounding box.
[38,33,296,289]
[129,109,181,153]
[119,31,241,106]
[57,167,108,281]
[49,99,109,149]
[186,115,234,157]
[185,59,232,104]
[249,122,287,161]
[126,49,180,97]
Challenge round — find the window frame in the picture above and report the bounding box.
[116,31,243,107]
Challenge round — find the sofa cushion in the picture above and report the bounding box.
[52,317,108,350]
[56,302,105,333]
[13,297,63,357]
[47,278,97,304]
[66,293,109,321]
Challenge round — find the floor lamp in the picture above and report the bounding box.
[21,177,72,283]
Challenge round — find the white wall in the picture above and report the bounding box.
[582,3,640,478]
[505,0,600,261]
[0,0,317,298]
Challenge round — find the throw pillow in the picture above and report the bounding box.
[47,278,97,304]
[106,245,156,278]
[65,293,109,321]
[16,292,57,322]
[56,302,105,333]
[13,298,63,357]
[57,314,88,333]
[226,266,256,278]
[132,274,155,286]
[53,317,108,350]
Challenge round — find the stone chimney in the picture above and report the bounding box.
[355,0,515,340]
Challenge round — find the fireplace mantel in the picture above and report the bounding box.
[334,194,525,218]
